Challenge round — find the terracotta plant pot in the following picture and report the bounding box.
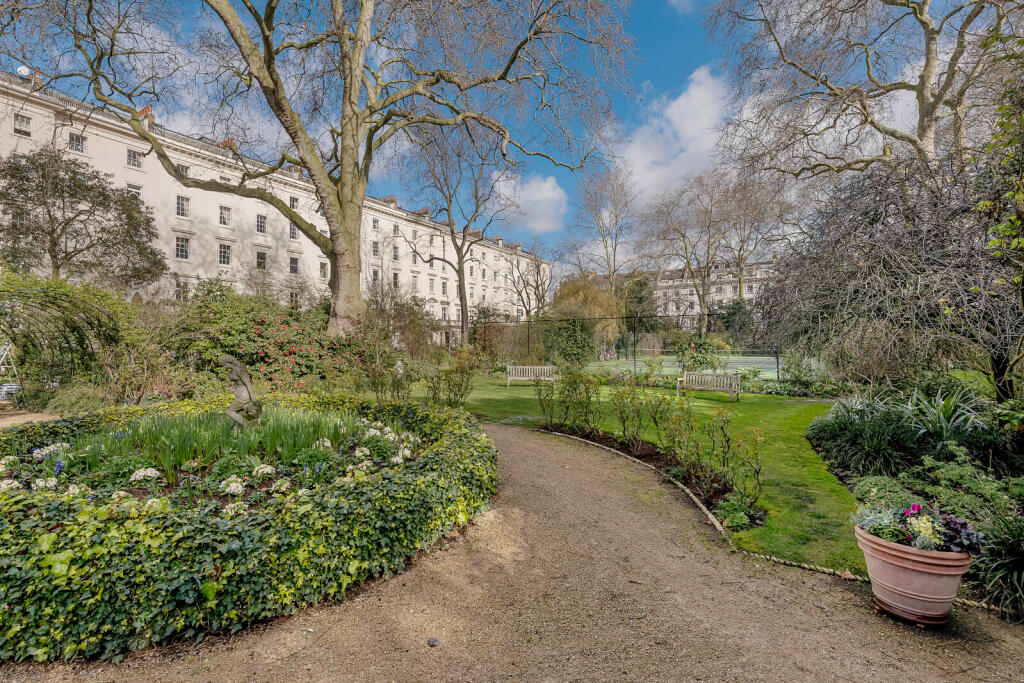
[854,525,972,625]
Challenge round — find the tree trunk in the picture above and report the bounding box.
[458,264,470,342]
[991,352,1015,403]
[325,185,367,336]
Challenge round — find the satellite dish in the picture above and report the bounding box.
[16,66,31,78]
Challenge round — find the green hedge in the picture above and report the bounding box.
[0,395,498,661]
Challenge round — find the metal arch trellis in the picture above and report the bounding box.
[0,288,122,399]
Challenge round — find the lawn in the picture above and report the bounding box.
[419,374,866,574]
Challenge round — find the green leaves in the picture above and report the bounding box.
[0,396,497,662]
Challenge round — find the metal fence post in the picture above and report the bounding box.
[776,349,780,380]
[527,319,531,360]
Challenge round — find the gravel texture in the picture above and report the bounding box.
[4,423,1024,682]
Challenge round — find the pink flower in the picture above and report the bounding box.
[903,503,922,516]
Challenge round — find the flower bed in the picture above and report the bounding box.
[0,395,498,661]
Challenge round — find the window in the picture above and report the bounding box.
[219,206,231,226]
[13,114,31,137]
[411,252,417,265]
[218,243,231,266]
[746,284,754,293]
[174,236,190,260]
[256,214,267,234]
[482,268,486,280]
[289,257,299,274]
[469,266,475,277]
[441,306,448,320]
[469,287,475,301]
[441,281,448,295]
[413,230,418,239]
[481,288,487,302]
[175,196,190,219]
[392,272,399,288]
[176,163,189,177]
[319,262,328,279]
[289,223,298,240]
[256,251,267,270]
[372,218,379,231]
[392,246,399,261]
[372,241,379,257]
[429,235,434,246]
[68,133,86,153]
[372,269,379,283]
[412,276,418,292]
[731,285,738,295]
[429,279,435,293]
[688,301,695,310]
[174,280,189,302]
[289,292,300,307]
[289,196,299,210]
[125,183,142,199]
[219,176,231,184]
[715,285,722,294]
[126,149,143,168]
[429,257,435,269]
[393,224,399,236]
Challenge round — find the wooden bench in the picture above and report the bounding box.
[507,365,557,387]
[676,371,741,401]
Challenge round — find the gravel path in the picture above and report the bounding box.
[6,424,1024,682]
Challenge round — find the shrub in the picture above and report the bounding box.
[676,335,721,372]
[421,350,476,408]
[894,452,1018,524]
[609,380,647,454]
[668,406,764,513]
[556,366,600,435]
[969,515,1024,622]
[851,475,917,509]
[905,389,984,442]
[0,395,497,661]
[535,377,557,426]
[806,398,917,476]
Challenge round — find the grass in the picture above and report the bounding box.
[413,374,866,574]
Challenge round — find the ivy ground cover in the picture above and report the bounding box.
[0,395,497,661]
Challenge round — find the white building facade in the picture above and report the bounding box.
[0,73,549,326]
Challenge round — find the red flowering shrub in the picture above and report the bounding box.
[162,280,368,390]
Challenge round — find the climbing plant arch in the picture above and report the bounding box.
[0,287,122,390]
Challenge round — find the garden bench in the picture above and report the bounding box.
[507,365,557,387]
[676,371,741,401]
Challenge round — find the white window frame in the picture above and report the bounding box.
[175,195,190,219]
[256,214,267,234]
[218,243,232,266]
[174,236,190,260]
[126,148,143,169]
[218,205,232,227]
[13,114,31,137]
[68,132,86,154]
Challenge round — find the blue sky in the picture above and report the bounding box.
[370,0,729,250]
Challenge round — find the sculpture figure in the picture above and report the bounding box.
[220,354,262,428]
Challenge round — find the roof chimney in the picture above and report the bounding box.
[217,137,236,150]
[138,104,155,131]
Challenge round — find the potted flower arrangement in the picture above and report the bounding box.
[852,503,986,625]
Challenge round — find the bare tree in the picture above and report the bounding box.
[4,0,629,334]
[401,122,517,341]
[507,237,553,320]
[566,162,644,295]
[719,172,789,299]
[709,0,1018,176]
[762,157,1024,400]
[646,170,732,334]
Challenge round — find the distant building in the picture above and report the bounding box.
[582,262,774,330]
[0,72,549,334]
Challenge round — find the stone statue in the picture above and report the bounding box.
[220,354,262,428]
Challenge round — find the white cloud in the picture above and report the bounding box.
[619,65,728,201]
[500,174,570,235]
[667,0,697,12]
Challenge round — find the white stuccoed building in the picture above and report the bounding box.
[0,72,550,332]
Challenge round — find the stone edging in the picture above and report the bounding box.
[533,428,1015,619]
